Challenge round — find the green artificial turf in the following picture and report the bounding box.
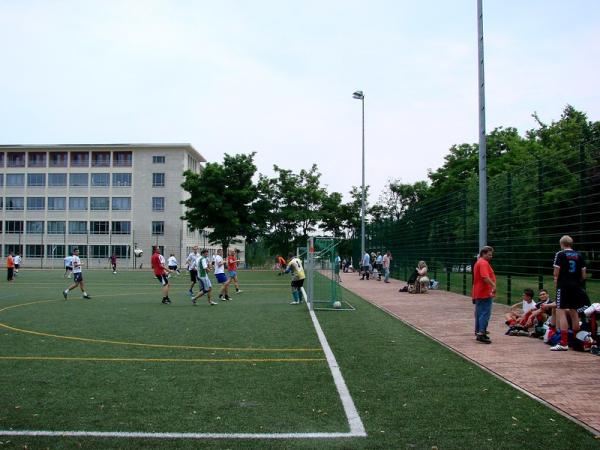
[0,269,598,450]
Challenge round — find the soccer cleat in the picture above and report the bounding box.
[236,289,243,293]
[219,294,223,299]
[83,294,91,299]
[225,296,231,301]
[476,334,491,344]
[192,299,197,306]
[289,301,300,305]
[209,301,217,306]
[550,344,568,351]
[63,290,68,300]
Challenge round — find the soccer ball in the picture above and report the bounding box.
[134,248,143,257]
[333,301,342,309]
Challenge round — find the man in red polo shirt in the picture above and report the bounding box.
[151,246,171,305]
[472,246,496,344]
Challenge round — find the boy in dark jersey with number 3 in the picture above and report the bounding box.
[552,235,587,351]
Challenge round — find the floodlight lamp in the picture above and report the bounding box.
[352,91,364,100]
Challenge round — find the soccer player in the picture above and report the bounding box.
[13,252,22,276]
[6,251,15,282]
[167,253,181,275]
[285,252,306,305]
[214,249,231,301]
[192,249,217,305]
[109,254,117,274]
[186,246,200,296]
[276,255,286,276]
[551,235,588,351]
[151,246,171,305]
[226,249,242,294]
[63,248,91,300]
[64,254,73,278]
[334,254,342,283]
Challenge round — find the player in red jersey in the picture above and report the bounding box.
[225,249,243,294]
[151,246,171,304]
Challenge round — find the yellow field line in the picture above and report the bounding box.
[0,300,322,353]
[0,356,325,363]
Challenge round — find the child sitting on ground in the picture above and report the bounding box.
[505,288,538,336]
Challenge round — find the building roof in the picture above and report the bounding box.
[0,143,207,162]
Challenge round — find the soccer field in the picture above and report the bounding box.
[1,269,598,449]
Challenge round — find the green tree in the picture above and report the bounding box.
[181,153,261,253]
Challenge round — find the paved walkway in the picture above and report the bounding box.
[337,272,600,435]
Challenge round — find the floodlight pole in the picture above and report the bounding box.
[477,0,487,249]
[353,90,366,259]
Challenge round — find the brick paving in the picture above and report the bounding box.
[336,272,600,435]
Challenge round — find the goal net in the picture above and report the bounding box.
[305,237,355,311]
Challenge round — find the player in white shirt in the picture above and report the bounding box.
[167,254,181,276]
[63,248,91,299]
[64,255,73,278]
[214,249,230,301]
[13,252,22,275]
[186,246,200,296]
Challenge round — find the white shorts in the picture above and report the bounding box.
[199,275,212,293]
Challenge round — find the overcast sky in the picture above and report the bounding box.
[1,0,599,202]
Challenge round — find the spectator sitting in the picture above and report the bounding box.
[402,261,429,293]
[525,289,556,336]
[505,288,538,335]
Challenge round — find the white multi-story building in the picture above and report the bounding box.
[0,144,245,268]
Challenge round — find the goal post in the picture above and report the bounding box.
[305,236,355,311]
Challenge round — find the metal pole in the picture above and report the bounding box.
[361,95,366,259]
[477,0,487,249]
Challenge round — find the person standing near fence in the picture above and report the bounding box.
[6,251,15,282]
[383,251,392,283]
[360,251,371,280]
[472,246,496,344]
[551,235,587,351]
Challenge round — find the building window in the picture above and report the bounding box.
[7,152,25,167]
[90,245,110,258]
[48,197,66,210]
[68,245,87,258]
[27,197,45,210]
[28,152,47,167]
[69,197,88,211]
[70,151,89,167]
[113,151,132,167]
[69,173,89,187]
[92,151,111,167]
[153,155,166,164]
[0,174,3,186]
[112,245,130,258]
[48,173,67,186]
[5,221,24,234]
[0,197,2,210]
[112,173,132,187]
[111,221,131,235]
[4,244,23,256]
[91,173,110,187]
[152,221,164,235]
[112,197,131,211]
[6,197,24,210]
[68,221,87,234]
[49,152,68,167]
[27,173,46,187]
[47,221,66,234]
[152,197,165,211]
[46,244,65,258]
[90,197,110,210]
[26,221,44,234]
[0,152,4,167]
[90,221,109,235]
[6,174,25,186]
[25,245,44,258]
[152,173,165,187]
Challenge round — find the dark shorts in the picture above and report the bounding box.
[556,285,588,310]
[74,272,83,283]
[7,267,14,280]
[156,274,169,286]
[168,265,177,271]
[291,279,305,289]
[14,264,20,269]
[65,266,73,271]
[216,273,227,284]
[190,269,198,283]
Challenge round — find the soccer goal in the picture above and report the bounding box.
[305,237,355,311]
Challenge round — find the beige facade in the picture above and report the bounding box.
[0,144,245,269]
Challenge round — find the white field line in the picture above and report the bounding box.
[307,307,367,437]
[0,303,367,441]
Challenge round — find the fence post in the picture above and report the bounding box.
[537,159,544,291]
[446,267,451,292]
[506,274,512,305]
